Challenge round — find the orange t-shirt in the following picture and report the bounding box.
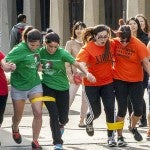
[76,40,115,86]
[113,36,149,82]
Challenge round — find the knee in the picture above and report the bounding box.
[59,118,69,125]
[33,110,42,119]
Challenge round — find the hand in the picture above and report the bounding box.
[86,72,96,83]
[4,62,16,72]
[10,63,16,71]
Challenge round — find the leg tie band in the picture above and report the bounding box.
[31,96,56,104]
[107,121,124,130]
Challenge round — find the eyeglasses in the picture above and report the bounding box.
[97,35,109,40]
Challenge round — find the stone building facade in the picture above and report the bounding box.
[0,0,150,54]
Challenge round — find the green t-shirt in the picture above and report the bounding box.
[40,47,75,91]
[6,42,41,90]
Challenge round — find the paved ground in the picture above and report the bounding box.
[0,87,150,150]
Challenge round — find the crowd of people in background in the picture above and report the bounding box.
[0,13,150,150]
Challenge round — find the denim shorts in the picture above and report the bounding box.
[11,84,43,101]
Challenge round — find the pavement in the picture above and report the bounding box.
[0,86,150,150]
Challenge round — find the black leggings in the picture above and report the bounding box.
[42,84,69,145]
[0,95,8,124]
[114,80,143,118]
[84,83,115,137]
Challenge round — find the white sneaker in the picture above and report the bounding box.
[107,136,117,147]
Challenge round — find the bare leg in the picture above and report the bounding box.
[12,100,25,131]
[116,116,125,137]
[130,113,141,128]
[30,93,43,141]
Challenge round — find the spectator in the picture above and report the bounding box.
[65,21,88,128]
[10,14,27,49]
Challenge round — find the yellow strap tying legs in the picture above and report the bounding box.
[31,96,56,104]
[107,121,124,130]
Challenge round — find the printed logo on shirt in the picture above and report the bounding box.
[95,52,113,64]
[25,53,40,69]
[116,45,135,59]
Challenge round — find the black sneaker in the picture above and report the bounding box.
[117,136,127,147]
[130,127,143,141]
[86,124,94,136]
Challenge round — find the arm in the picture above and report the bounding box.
[73,61,96,83]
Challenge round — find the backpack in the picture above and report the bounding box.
[16,27,25,44]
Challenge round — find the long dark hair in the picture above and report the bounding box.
[126,17,144,39]
[126,17,148,44]
[135,14,149,33]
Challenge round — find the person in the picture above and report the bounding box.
[3,26,43,149]
[76,24,118,147]
[39,32,95,150]
[146,41,150,140]
[65,21,88,127]
[0,51,16,145]
[113,25,150,146]
[10,14,27,49]
[126,17,149,127]
[135,14,150,37]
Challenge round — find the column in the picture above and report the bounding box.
[126,0,145,19]
[0,0,10,53]
[50,0,69,46]
[24,0,41,30]
[83,0,100,27]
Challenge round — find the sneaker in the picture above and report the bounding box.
[86,124,94,136]
[32,140,42,150]
[117,136,127,147]
[146,130,150,141]
[107,137,117,147]
[130,127,143,141]
[54,144,63,150]
[12,126,22,144]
